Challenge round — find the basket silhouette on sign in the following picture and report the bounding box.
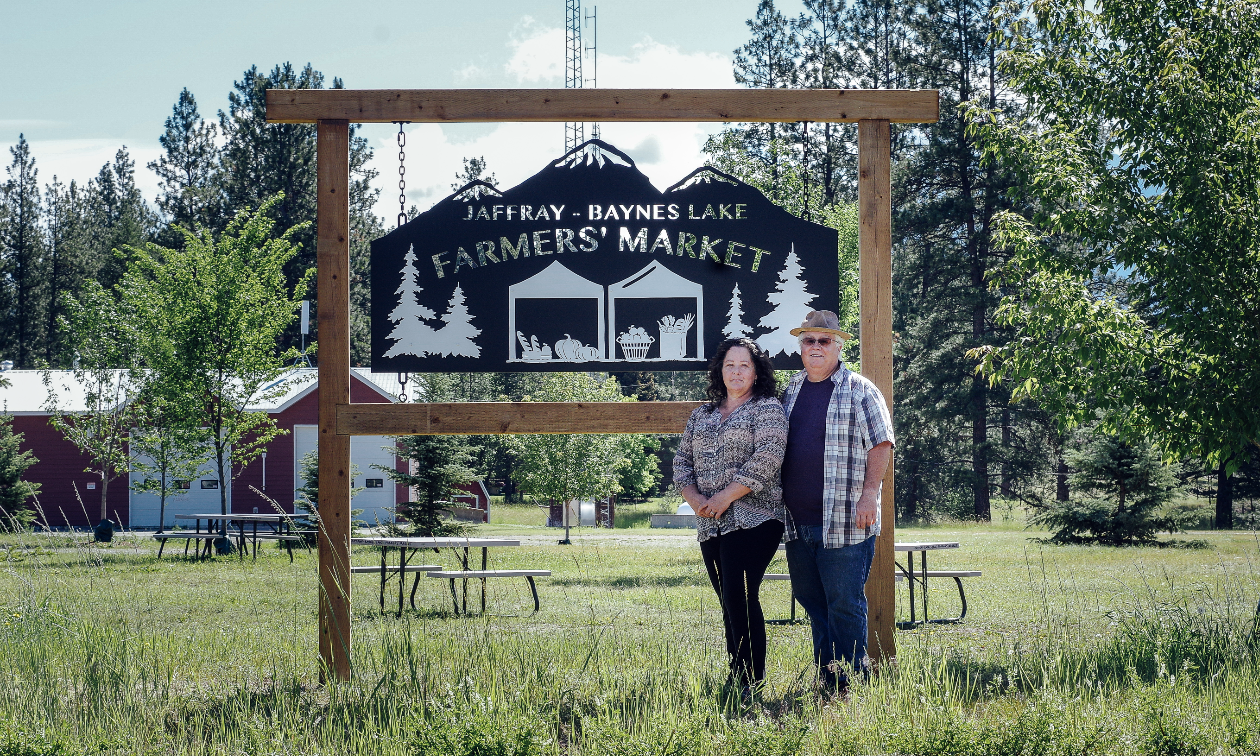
[617,326,655,360]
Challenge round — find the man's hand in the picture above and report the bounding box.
[853,490,879,529]
[854,441,892,529]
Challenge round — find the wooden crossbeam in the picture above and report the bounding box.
[337,401,705,436]
[265,88,938,124]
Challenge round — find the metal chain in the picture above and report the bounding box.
[396,122,407,228]
[801,121,810,221]
[395,121,410,402]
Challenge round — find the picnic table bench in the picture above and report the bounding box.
[427,570,551,614]
[352,537,546,616]
[765,542,981,626]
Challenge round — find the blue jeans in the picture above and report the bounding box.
[785,527,876,685]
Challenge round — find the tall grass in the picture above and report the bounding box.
[1,523,1258,754]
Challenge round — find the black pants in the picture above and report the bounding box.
[699,519,785,683]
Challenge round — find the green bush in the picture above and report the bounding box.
[1033,434,1180,544]
[0,720,73,756]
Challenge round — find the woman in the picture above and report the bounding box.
[673,338,787,690]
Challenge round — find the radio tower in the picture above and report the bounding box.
[564,0,583,152]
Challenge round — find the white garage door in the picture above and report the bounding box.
[293,425,398,527]
[129,455,230,529]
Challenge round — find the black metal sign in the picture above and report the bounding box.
[371,140,839,372]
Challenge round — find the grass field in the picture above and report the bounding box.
[1,510,1258,755]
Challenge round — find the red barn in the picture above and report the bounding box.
[0,368,409,529]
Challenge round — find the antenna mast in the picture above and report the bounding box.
[585,5,599,140]
[564,0,583,152]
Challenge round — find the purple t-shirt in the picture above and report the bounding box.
[781,378,832,527]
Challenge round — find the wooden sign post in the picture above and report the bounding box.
[266,88,938,682]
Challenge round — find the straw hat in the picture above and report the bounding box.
[790,310,852,340]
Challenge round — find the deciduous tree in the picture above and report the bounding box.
[123,195,311,552]
[972,0,1260,501]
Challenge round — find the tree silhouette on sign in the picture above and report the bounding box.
[757,245,816,357]
[723,283,752,339]
[383,244,437,358]
[430,284,481,358]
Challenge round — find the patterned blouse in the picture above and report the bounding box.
[673,396,788,542]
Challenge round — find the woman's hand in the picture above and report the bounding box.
[706,496,733,519]
[680,485,713,517]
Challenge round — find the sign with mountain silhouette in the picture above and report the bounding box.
[371,140,839,372]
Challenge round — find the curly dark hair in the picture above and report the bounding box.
[704,338,779,409]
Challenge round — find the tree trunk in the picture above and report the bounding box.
[1216,459,1234,530]
[1000,407,1012,497]
[99,472,108,522]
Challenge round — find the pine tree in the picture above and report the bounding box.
[451,156,497,190]
[733,0,802,195]
[0,413,40,530]
[85,148,156,289]
[431,284,481,358]
[379,435,474,537]
[757,247,817,357]
[149,88,223,239]
[799,0,856,203]
[723,283,752,339]
[218,63,380,359]
[890,0,1026,521]
[43,177,91,366]
[2,136,47,368]
[1033,433,1181,545]
[383,245,438,358]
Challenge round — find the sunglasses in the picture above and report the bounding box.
[799,336,835,347]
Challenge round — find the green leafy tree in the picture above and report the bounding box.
[971,0,1260,499]
[217,63,381,363]
[0,413,40,531]
[127,393,211,533]
[122,195,310,552]
[506,373,636,510]
[1033,432,1181,545]
[617,436,662,500]
[44,282,139,531]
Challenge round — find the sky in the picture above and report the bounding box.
[1,0,809,222]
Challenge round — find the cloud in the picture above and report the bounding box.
[505,17,564,83]
[23,138,162,201]
[626,135,662,165]
[597,38,733,89]
[365,35,737,221]
[453,63,484,82]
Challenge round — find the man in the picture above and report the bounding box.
[779,310,894,692]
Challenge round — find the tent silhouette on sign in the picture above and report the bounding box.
[507,261,606,362]
[608,261,705,362]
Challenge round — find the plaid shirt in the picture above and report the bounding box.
[781,364,895,547]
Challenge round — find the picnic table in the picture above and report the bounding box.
[768,541,979,627]
[351,536,544,616]
[895,541,980,626]
[155,513,306,561]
